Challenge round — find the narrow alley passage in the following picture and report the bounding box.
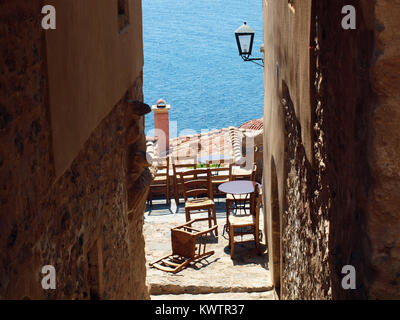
[144,198,274,300]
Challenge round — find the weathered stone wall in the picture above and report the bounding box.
[263,0,399,299]
[262,0,318,298]
[281,96,331,299]
[0,1,150,299]
[366,0,400,299]
[306,0,376,300]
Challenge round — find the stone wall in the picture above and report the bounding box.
[263,0,399,299]
[311,0,380,300]
[0,1,150,299]
[366,0,400,298]
[281,95,331,299]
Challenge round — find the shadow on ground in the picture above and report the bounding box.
[144,196,272,296]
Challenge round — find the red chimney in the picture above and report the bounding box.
[152,99,170,155]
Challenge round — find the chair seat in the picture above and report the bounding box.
[185,198,215,208]
[232,167,252,176]
[154,176,168,182]
[228,214,255,226]
[150,183,167,188]
[177,174,195,179]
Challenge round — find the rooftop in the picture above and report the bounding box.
[146,119,263,165]
[238,118,263,131]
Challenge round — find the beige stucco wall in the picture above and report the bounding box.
[45,0,144,176]
[262,0,313,291]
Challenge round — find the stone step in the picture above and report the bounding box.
[149,283,273,296]
[151,290,275,300]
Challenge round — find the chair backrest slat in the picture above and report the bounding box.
[232,162,257,181]
[152,156,170,183]
[172,162,197,201]
[208,165,233,181]
[179,169,212,201]
[184,179,209,188]
[186,188,209,198]
[172,164,197,182]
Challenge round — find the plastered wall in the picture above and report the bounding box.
[45,0,144,177]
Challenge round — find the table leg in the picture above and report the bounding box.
[231,193,250,215]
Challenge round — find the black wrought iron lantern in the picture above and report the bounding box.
[235,22,264,67]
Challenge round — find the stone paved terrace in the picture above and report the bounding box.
[144,197,274,300]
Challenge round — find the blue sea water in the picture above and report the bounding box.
[142,0,264,137]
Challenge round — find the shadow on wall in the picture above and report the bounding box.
[269,157,281,292]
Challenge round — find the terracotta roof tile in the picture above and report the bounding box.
[147,126,251,165]
[238,118,264,131]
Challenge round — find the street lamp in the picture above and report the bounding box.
[235,22,264,67]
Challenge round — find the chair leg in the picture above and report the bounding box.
[207,209,212,229]
[185,208,190,222]
[227,222,231,247]
[255,229,261,254]
[166,185,170,205]
[148,190,153,206]
[174,193,179,205]
[230,225,234,258]
[224,200,231,236]
[226,199,231,215]
[174,182,179,205]
[212,206,218,236]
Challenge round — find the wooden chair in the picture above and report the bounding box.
[231,162,257,180]
[149,218,217,273]
[179,168,218,236]
[172,162,197,205]
[229,185,262,258]
[225,163,257,224]
[207,163,233,197]
[148,156,170,206]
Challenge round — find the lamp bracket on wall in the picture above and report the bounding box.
[235,22,264,68]
[241,55,264,67]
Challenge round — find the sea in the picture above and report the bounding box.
[142,0,264,137]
